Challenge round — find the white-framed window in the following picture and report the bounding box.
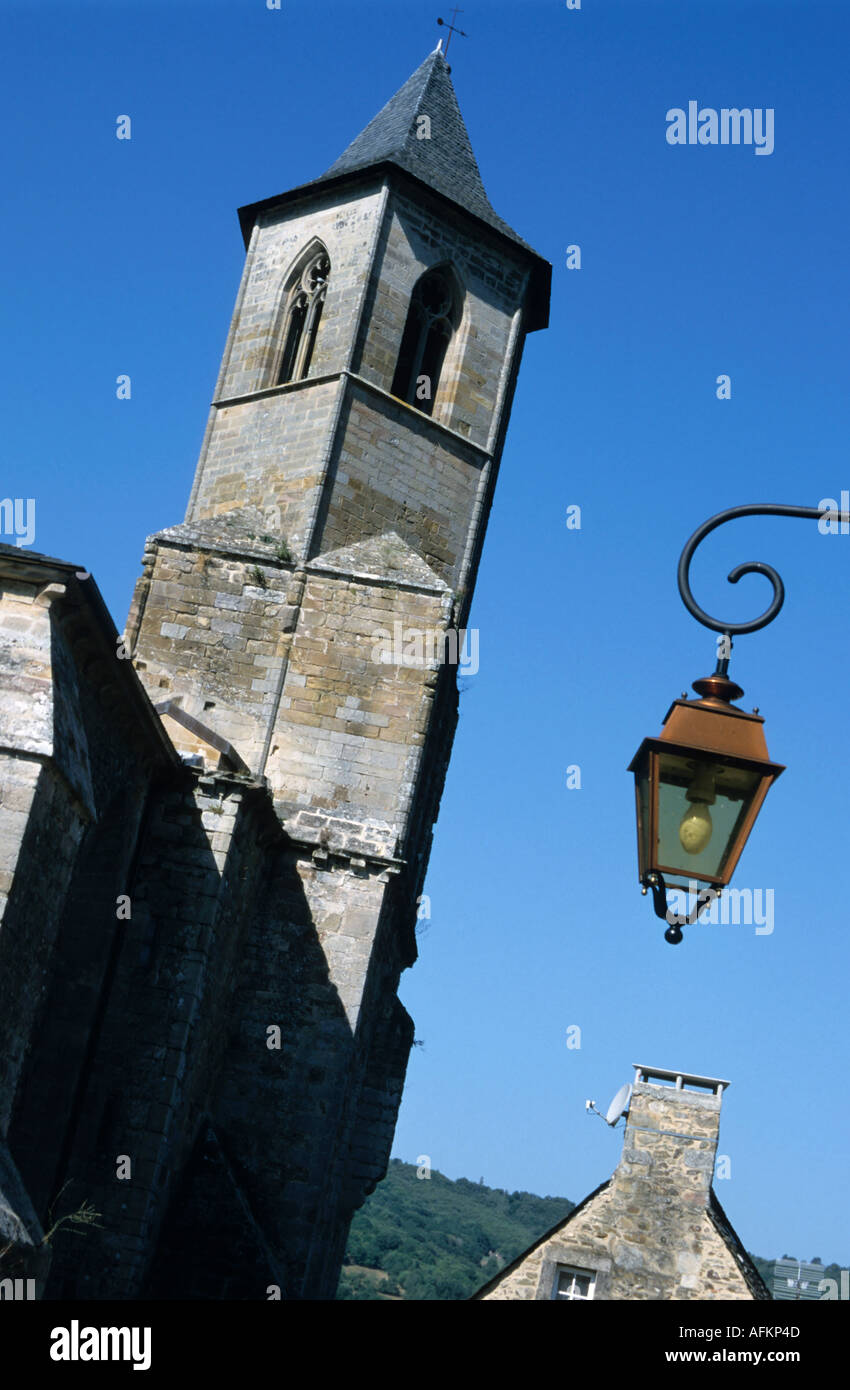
[553,1265,596,1300]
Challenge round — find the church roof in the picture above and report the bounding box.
[321,48,533,253]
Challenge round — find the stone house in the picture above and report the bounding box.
[474,1066,770,1301]
[0,46,549,1300]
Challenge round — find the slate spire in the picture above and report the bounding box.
[322,48,531,250]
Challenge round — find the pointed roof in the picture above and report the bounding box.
[322,48,529,252]
[238,50,550,331]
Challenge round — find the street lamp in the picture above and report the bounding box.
[629,666,784,943]
[629,502,835,943]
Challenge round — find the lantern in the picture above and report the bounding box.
[628,671,784,942]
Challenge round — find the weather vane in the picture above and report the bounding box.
[437,9,468,60]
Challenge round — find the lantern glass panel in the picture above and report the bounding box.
[635,762,651,873]
[656,751,762,881]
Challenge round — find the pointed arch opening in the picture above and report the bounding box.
[391,264,463,416]
[273,241,331,386]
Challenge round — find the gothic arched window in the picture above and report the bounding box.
[391,266,461,416]
[275,246,330,385]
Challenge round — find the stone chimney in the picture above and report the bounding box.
[615,1064,728,1207]
[604,1065,730,1294]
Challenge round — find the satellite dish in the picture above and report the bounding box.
[605,1083,632,1126]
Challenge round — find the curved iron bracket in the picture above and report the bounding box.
[677,502,843,637]
[642,873,719,945]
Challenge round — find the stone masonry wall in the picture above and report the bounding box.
[188,379,341,550]
[265,559,451,857]
[316,383,485,590]
[359,188,528,447]
[220,186,386,400]
[129,535,297,769]
[187,183,387,544]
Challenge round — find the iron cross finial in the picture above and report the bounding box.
[437,9,468,59]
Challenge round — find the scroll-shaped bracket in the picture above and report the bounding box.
[676,502,848,637]
[641,873,718,945]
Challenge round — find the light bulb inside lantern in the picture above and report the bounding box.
[678,801,713,854]
[678,765,717,855]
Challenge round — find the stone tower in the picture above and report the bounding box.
[0,48,548,1301]
[128,44,549,831]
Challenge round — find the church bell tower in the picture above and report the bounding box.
[118,47,550,1297]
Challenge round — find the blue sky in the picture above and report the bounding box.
[3,0,848,1266]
